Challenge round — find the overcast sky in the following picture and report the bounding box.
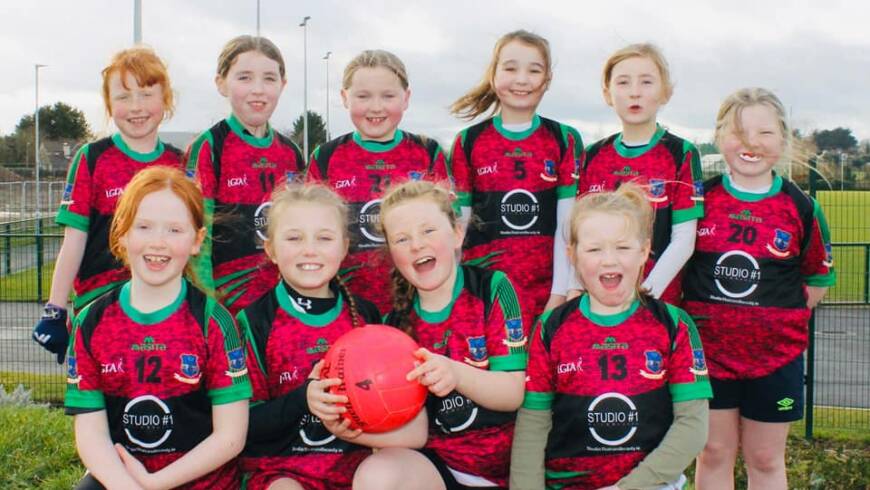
[3,0,869,149]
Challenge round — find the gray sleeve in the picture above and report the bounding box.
[510,407,552,490]
[616,398,709,490]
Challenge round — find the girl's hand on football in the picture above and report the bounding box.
[407,348,459,397]
[323,416,363,440]
[306,360,348,422]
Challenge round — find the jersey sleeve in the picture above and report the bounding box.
[238,310,311,444]
[802,198,837,287]
[448,131,473,211]
[486,271,527,371]
[204,301,253,404]
[64,305,106,414]
[187,132,216,292]
[671,140,704,224]
[55,144,91,231]
[426,138,450,183]
[521,312,555,411]
[666,306,713,403]
[305,146,326,182]
[557,124,583,200]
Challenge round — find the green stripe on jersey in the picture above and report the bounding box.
[670,380,713,402]
[614,124,666,158]
[72,280,125,311]
[493,114,541,141]
[227,114,273,148]
[237,311,267,377]
[191,198,216,293]
[210,298,249,388]
[489,353,527,372]
[55,209,89,231]
[119,281,186,325]
[111,133,164,162]
[185,131,214,178]
[208,382,252,405]
[522,391,554,410]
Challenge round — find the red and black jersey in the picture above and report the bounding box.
[385,265,527,487]
[524,295,712,490]
[64,280,252,490]
[187,115,305,313]
[305,130,449,313]
[56,134,182,310]
[237,281,380,490]
[579,126,703,303]
[450,114,582,329]
[682,174,836,380]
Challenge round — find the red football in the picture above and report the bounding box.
[321,324,427,433]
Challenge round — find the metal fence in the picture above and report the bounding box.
[0,184,868,437]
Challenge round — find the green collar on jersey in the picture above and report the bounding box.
[227,113,274,148]
[275,281,343,326]
[353,129,404,152]
[579,293,640,327]
[111,133,165,163]
[119,279,187,325]
[722,173,783,202]
[414,266,464,324]
[493,113,541,141]
[613,123,666,158]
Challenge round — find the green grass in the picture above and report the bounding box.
[0,403,865,490]
[0,405,83,489]
[816,191,870,303]
[0,262,53,302]
[0,372,65,404]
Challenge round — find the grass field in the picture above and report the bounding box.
[816,191,870,303]
[0,261,53,302]
[0,402,866,489]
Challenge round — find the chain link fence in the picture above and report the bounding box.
[0,175,867,435]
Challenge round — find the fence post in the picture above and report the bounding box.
[3,223,9,275]
[805,310,815,440]
[36,217,44,303]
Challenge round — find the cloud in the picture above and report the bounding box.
[2,0,869,145]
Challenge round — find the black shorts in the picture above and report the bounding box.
[74,473,105,490]
[418,448,503,490]
[710,354,805,422]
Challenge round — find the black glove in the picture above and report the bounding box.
[32,303,69,364]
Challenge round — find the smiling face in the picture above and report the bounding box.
[108,71,165,152]
[492,40,549,122]
[120,188,205,291]
[718,103,785,189]
[341,66,410,142]
[604,56,669,135]
[570,211,649,315]
[266,202,348,299]
[383,198,463,302]
[216,50,286,137]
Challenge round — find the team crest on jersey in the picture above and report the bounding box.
[185,168,196,179]
[60,183,74,205]
[691,180,705,201]
[766,228,793,258]
[225,347,248,378]
[463,336,489,367]
[823,243,834,267]
[540,160,558,182]
[66,356,81,384]
[174,354,202,384]
[503,318,526,348]
[690,348,708,376]
[639,350,666,380]
[408,170,424,181]
[571,158,581,180]
[285,171,298,184]
[647,179,667,203]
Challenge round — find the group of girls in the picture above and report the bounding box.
[32,26,835,490]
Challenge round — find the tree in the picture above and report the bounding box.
[812,127,857,153]
[697,142,719,155]
[290,111,328,157]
